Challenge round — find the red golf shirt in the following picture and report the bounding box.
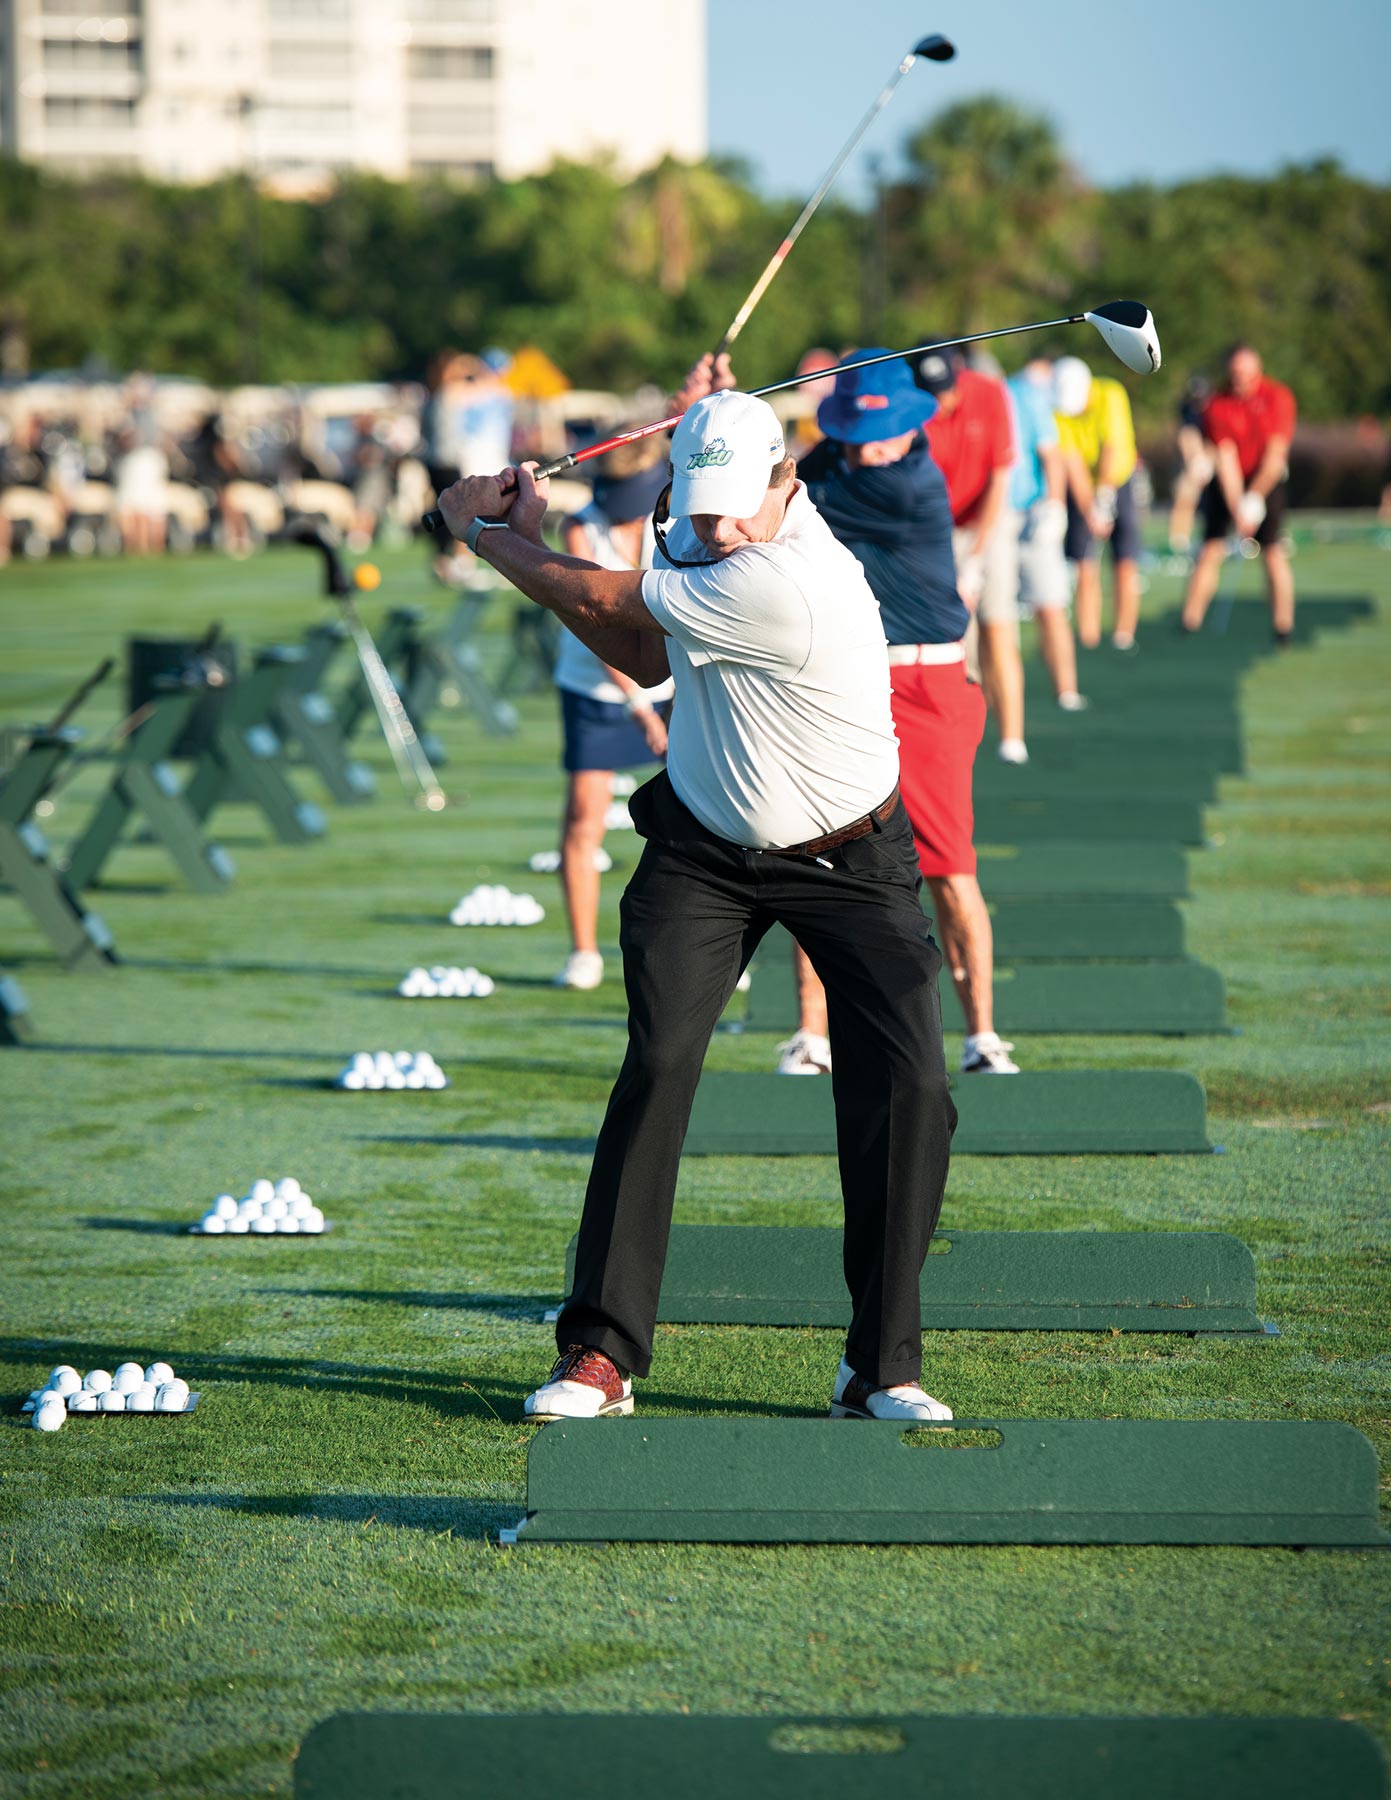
[1203,376,1296,481]
[922,369,1014,526]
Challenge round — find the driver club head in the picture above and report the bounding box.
[1085,299,1162,374]
[913,33,956,60]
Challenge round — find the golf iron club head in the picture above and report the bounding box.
[913,33,956,60]
[1086,299,1162,374]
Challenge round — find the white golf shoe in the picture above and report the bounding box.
[829,1357,952,1422]
[555,950,604,991]
[960,1032,1020,1075]
[775,1030,832,1075]
[524,1345,633,1421]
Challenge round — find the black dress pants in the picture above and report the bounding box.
[557,770,956,1388]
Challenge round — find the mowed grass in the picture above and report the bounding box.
[1,537,1389,1798]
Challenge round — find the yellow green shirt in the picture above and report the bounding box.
[1055,377,1137,485]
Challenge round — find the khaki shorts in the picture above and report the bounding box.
[1017,499,1071,612]
[955,515,1019,680]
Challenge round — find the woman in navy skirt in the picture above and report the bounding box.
[553,437,673,990]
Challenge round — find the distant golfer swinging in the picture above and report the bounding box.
[438,393,957,1424]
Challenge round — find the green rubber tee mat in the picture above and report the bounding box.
[988,899,1187,960]
[295,1713,1388,1800]
[681,1071,1212,1156]
[507,1418,1388,1546]
[743,937,1227,1036]
[971,762,1217,804]
[996,735,1240,773]
[564,1225,1268,1334]
[973,795,1206,844]
[974,842,1189,897]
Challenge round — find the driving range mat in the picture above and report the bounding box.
[988,899,1187,960]
[296,1714,1388,1800]
[975,842,1190,897]
[681,1071,1212,1156]
[971,762,1218,804]
[567,1225,1269,1334]
[973,794,1205,844]
[504,1417,1387,1546]
[742,939,1227,1035]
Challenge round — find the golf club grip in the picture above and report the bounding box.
[419,449,585,534]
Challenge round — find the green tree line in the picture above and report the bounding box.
[2,97,1388,422]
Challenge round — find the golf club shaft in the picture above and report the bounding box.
[422,310,1086,532]
[338,595,446,808]
[46,657,114,734]
[712,42,929,361]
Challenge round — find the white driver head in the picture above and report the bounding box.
[1085,300,1162,374]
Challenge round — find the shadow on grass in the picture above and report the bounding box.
[270,1285,548,1319]
[146,1490,518,1537]
[125,953,401,981]
[82,1217,186,1236]
[19,1041,334,1063]
[358,1131,596,1155]
[0,1336,819,1420]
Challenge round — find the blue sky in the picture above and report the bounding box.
[707,0,1391,201]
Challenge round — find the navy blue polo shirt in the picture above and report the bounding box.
[800,434,967,646]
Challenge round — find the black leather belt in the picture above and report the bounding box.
[764,787,900,859]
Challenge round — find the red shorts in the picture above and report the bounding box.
[890,660,985,878]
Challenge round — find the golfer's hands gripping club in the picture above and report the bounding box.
[437,462,550,547]
[671,351,736,414]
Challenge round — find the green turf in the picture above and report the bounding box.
[1,540,1390,1796]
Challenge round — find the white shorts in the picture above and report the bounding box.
[1017,499,1071,612]
[953,513,1019,628]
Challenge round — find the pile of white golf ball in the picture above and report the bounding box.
[448,885,544,927]
[193,1175,326,1235]
[604,801,634,832]
[397,965,495,999]
[26,1361,194,1430]
[528,848,612,875]
[337,1050,447,1091]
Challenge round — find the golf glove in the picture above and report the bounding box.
[1237,491,1267,533]
[1032,498,1068,546]
[1092,485,1118,526]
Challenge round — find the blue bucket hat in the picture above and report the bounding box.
[817,349,937,443]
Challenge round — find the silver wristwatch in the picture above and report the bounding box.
[463,517,508,553]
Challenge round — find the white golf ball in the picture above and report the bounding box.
[425,1070,447,1090]
[225,1215,249,1233]
[251,1216,276,1234]
[49,1369,81,1398]
[155,1382,189,1413]
[200,1213,227,1234]
[384,1071,406,1090]
[33,1400,66,1432]
[213,1195,238,1220]
[49,1364,79,1384]
[289,1194,313,1218]
[250,1178,274,1204]
[113,1364,144,1394]
[341,1071,366,1090]
[275,1177,301,1200]
[68,1391,98,1413]
[97,1390,126,1413]
[265,1197,288,1221]
[126,1384,157,1412]
[276,1215,301,1234]
[145,1362,175,1386]
[83,1368,113,1394]
[302,1209,325,1234]
[405,1069,427,1088]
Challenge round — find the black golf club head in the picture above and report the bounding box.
[1085,299,1163,374]
[913,33,956,60]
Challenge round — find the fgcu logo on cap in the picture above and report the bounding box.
[686,435,733,470]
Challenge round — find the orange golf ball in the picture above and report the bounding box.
[354,562,382,592]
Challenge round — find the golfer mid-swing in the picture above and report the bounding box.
[438,391,956,1423]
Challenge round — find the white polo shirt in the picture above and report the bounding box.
[640,483,899,849]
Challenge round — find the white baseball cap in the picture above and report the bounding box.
[667,391,786,519]
[1053,356,1093,418]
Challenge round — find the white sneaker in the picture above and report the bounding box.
[776,1029,831,1075]
[555,950,603,991]
[830,1357,952,1422]
[960,1031,1020,1075]
[997,737,1029,765]
[1057,690,1090,712]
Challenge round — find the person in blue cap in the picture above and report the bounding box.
[680,350,1017,1076]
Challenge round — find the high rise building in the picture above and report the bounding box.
[0,0,707,189]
